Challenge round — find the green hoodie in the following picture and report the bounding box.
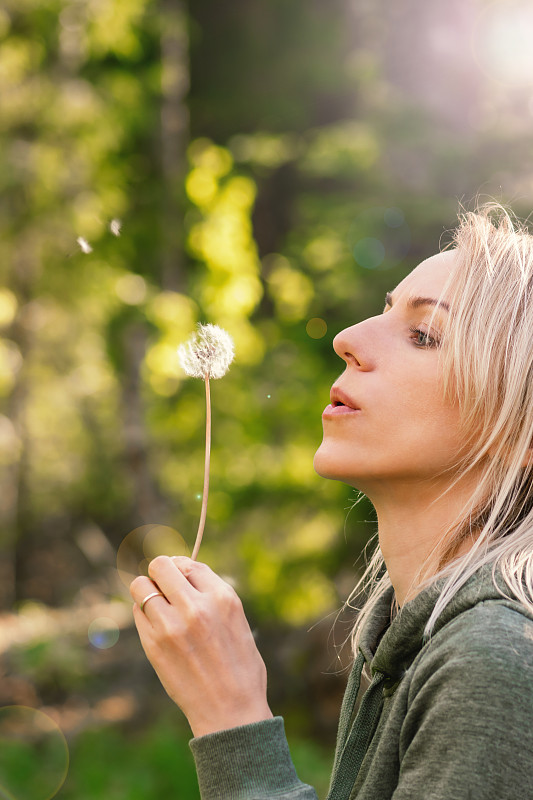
[190,562,533,799]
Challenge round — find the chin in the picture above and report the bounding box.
[313,444,350,482]
[314,442,373,491]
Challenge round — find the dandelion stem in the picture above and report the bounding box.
[191,374,211,560]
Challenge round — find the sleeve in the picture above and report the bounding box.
[392,604,533,800]
[189,716,319,800]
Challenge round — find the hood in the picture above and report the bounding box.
[358,561,531,684]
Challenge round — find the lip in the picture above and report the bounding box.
[322,403,361,418]
[323,385,361,418]
[329,385,360,410]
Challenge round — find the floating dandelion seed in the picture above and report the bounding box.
[77,236,93,254]
[110,218,122,237]
[178,324,235,560]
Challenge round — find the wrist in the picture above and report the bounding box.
[191,705,274,739]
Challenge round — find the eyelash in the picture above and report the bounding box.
[408,326,440,348]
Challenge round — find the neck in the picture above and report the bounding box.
[367,472,481,607]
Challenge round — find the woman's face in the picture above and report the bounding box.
[314,251,465,495]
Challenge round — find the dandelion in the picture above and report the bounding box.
[178,323,234,380]
[76,236,93,254]
[178,324,235,560]
[110,218,122,237]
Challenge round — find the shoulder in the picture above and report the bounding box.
[409,600,533,699]
[396,603,533,797]
[429,600,533,659]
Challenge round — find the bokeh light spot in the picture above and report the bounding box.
[0,289,17,328]
[473,1,533,87]
[115,274,147,305]
[88,617,120,649]
[116,524,189,588]
[383,207,405,228]
[0,706,69,800]
[353,237,385,269]
[306,318,328,339]
[349,206,410,270]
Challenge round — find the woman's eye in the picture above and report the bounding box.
[408,326,439,348]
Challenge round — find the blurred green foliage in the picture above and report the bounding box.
[1,0,533,795]
[62,718,201,800]
[60,715,332,800]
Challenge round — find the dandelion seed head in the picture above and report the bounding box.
[110,218,122,237]
[178,323,235,380]
[77,236,93,254]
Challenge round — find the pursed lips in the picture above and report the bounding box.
[323,385,361,416]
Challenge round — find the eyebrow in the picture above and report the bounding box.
[384,291,450,314]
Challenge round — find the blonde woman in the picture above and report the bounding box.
[130,204,533,800]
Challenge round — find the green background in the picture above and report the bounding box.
[0,0,532,796]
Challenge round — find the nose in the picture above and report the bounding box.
[333,324,362,367]
[333,319,376,370]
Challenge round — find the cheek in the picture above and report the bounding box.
[366,392,462,467]
[389,389,465,463]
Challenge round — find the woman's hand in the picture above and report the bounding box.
[130,555,273,738]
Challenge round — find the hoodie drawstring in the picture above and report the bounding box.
[327,652,386,800]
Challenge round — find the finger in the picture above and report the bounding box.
[148,555,197,605]
[130,575,170,620]
[171,556,234,594]
[132,599,155,638]
[129,574,160,604]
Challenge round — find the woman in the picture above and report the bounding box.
[130,204,533,800]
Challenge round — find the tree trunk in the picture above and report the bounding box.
[159,0,191,291]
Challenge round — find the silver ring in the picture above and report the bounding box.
[140,591,164,612]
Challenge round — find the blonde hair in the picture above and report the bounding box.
[349,202,533,651]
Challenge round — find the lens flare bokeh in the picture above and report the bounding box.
[88,617,120,649]
[0,706,69,800]
[349,207,410,270]
[473,1,533,87]
[116,524,189,589]
[306,318,328,339]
